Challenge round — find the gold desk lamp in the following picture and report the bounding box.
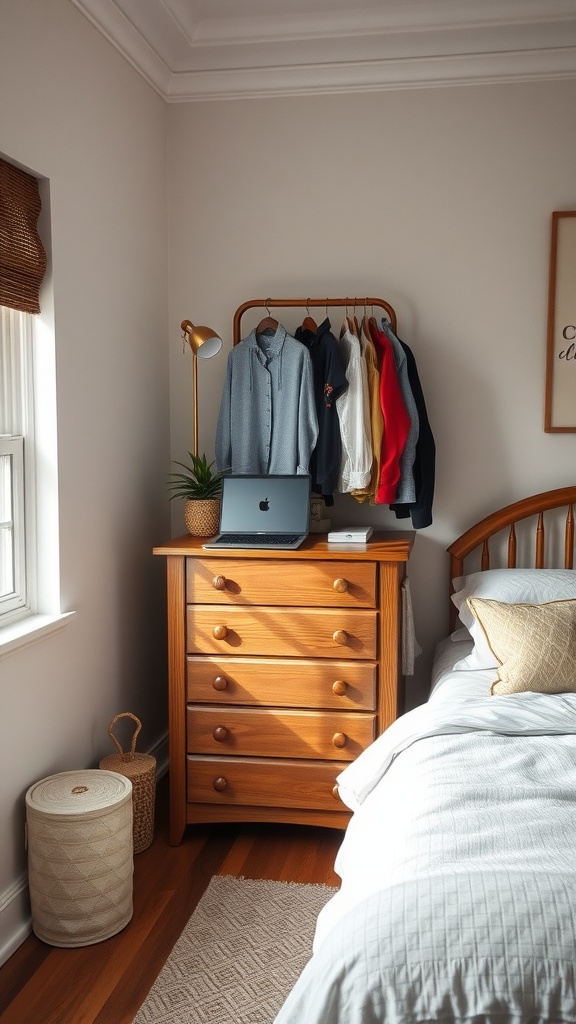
[180,319,223,457]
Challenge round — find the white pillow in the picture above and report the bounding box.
[451,568,576,670]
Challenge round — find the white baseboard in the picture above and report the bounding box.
[0,873,31,968]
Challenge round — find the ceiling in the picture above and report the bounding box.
[69,0,576,101]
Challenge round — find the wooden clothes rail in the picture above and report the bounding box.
[232,296,397,345]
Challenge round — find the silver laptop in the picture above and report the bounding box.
[203,474,310,550]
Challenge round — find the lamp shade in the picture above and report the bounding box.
[181,320,222,359]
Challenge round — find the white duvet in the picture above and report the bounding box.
[273,637,576,1024]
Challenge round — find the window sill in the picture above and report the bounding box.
[0,611,76,659]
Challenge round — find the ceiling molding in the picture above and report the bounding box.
[166,48,576,102]
[69,0,173,95]
[68,0,576,101]
[166,0,576,47]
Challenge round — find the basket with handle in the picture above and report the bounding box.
[99,713,156,854]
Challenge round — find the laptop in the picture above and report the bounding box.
[203,474,310,550]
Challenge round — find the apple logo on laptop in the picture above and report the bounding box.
[259,497,269,511]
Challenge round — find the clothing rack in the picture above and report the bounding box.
[232,296,397,345]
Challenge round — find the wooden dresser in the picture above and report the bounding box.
[153,531,413,845]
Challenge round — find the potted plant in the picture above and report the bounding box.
[167,452,223,536]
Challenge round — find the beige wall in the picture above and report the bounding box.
[167,83,576,703]
[0,0,170,961]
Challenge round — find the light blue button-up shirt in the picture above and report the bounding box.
[216,324,318,475]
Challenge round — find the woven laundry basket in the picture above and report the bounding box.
[99,713,156,854]
[25,769,133,947]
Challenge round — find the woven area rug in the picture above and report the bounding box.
[132,874,337,1024]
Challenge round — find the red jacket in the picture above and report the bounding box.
[368,319,411,504]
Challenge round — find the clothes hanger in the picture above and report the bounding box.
[346,298,361,336]
[365,301,378,332]
[256,299,279,334]
[301,299,317,333]
[359,302,371,334]
[360,311,377,350]
[341,300,358,338]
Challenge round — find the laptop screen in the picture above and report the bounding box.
[219,475,310,535]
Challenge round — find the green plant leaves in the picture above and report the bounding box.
[167,452,223,501]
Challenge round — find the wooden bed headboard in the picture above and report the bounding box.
[447,486,576,630]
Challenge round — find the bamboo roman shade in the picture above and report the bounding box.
[0,157,47,313]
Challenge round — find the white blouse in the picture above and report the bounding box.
[335,322,372,492]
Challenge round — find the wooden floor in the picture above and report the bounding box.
[0,777,344,1024]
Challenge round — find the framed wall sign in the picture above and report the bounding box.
[545,210,576,432]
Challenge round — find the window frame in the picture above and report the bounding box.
[0,434,27,617]
[0,307,36,626]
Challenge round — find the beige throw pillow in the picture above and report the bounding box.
[466,597,576,696]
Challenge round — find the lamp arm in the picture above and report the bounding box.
[192,351,199,459]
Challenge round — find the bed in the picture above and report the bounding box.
[274,486,576,1024]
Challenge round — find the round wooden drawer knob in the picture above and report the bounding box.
[213,777,228,792]
[332,680,347,696]
[332,784,340,800]
[213,624,228,640]
[213,726,228,742]
[332,732,347,748]
[333,578,349,593]
[332,629,348,646]
[212,575,227,591]
[212,676,228,691]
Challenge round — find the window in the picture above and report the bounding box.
[0,307,34,621]
[0,156,65,645]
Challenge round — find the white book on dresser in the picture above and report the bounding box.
[327,526,373,543]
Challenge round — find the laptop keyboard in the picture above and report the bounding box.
[213,533,301,545]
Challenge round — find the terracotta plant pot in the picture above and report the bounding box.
[184,498,220,537]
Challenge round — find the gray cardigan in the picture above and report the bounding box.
[215,325,318,475]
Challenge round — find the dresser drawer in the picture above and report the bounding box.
[186,558,376,607]
[186,606,377,659]
[186,706,376,761]
[187,755,349,811]
[187,656,377,710]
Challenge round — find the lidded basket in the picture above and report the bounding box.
[25,769,133,947]
[99,713,156,854]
